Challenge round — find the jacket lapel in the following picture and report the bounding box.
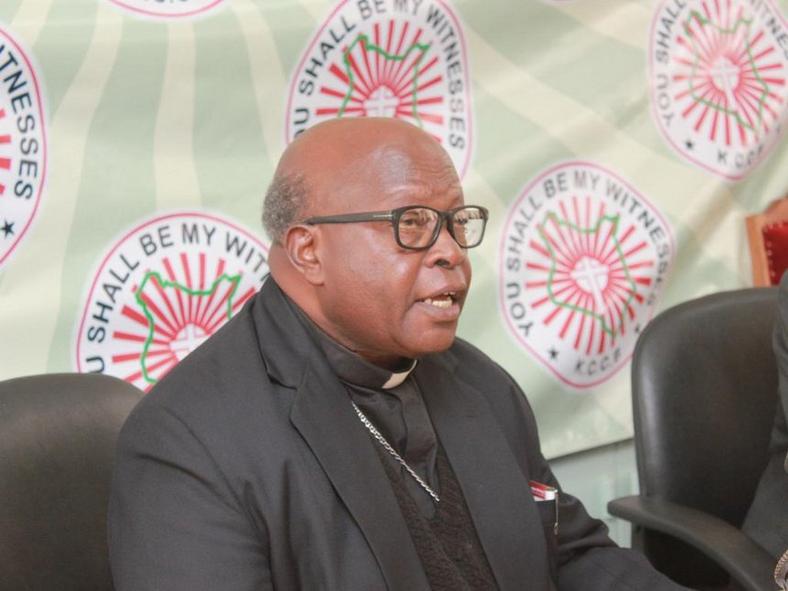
[290,361,430,591]
[414,354,552,591]
[252,280,429,591]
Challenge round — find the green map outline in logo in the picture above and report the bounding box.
[337,32,431,126]
[683,10,771,133]
[537,211,639,340]
[135,270,241,385]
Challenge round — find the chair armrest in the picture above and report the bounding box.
[608,495,776,591]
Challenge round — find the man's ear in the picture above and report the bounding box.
[283,225,324,285]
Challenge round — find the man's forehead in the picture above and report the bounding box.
[364,143,459,187]
[338,153,463,215]
[276,118,461,211]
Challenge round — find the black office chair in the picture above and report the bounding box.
[608,287,780,591]
[0,373,143,591]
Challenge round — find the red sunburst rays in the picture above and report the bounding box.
[109,252,253,391]
[671,1,785,147]
[317,19,445,140]
[525,196,656,355]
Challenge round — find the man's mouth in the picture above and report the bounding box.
[418,292,458,309]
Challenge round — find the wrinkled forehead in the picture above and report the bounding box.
[366,144,460,191]
[321,142,463,212]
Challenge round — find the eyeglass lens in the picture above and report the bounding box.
[396,207,485,249]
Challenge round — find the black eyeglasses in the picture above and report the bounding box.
[300,205,489,250]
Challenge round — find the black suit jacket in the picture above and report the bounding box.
[742,274,788,558]
[108,279,687,590]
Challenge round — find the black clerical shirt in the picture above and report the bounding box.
[287,298,440,516]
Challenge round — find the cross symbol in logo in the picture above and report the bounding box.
[364,86,400,117]
[710,56,740,112]
[170,324,207,361]
[571,257,610,312]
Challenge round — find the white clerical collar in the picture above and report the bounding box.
[381,360,418,389]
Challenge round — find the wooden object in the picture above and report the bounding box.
[747,196,788,286]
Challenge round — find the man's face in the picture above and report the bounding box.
[310,137,472,368]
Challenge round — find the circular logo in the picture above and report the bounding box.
[0,25,47,270]
[286,0,473,177]
[106,0,226,19]
[499,162,674,389]
[649,0,788,180]
[75,212,269,392]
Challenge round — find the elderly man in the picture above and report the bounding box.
[108,118,687,590]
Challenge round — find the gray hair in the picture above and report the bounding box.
[262,173,308,244]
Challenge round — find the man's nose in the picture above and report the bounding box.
[426,222,466,268]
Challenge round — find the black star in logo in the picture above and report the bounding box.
[548,347,559,360]
[685,139,694,150]
[1,220,14,238]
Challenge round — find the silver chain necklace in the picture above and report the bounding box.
[352,402,440,503]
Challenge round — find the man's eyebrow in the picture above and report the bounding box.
[386,184,464,198]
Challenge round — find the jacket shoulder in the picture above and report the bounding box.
[448,338,521,393]
[127,297,288,446]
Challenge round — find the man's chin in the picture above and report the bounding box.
[406,330,459,358]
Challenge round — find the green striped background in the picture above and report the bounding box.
[0,0,786,460]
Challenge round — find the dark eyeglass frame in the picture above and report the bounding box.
[300,205,489,251]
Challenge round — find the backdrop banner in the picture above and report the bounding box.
[0,0,786,458]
